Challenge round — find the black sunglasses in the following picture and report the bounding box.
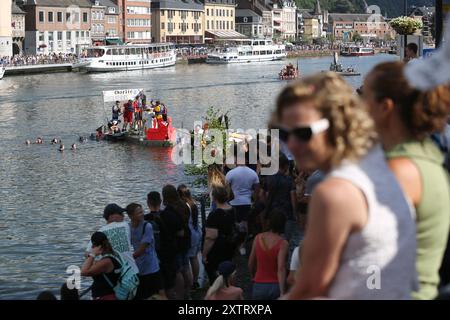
[277,119,330,143]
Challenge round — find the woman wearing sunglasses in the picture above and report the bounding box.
[277,72,417,299]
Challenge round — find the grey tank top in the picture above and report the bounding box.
[327,145,418,300]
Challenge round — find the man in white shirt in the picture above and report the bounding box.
[85,203,138,273]
[225,154,260,255]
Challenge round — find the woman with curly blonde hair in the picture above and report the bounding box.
[277,72,417,299]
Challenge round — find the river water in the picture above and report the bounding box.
[0,54,397,299]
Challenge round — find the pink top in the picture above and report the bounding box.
[206,286,244,300]
[254,234,284,283]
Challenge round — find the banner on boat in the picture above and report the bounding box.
[102,88,144,102]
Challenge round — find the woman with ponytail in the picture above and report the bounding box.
[81,232,122,300]
[205,261,243,300]
[364,61,450,300]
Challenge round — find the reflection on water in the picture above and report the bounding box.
[0,54,397,299]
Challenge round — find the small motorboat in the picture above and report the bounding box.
[279,63,299,80]
[328,52,361,77]
[0,66,5,79]
[103,131,127,142]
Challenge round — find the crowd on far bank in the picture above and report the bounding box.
[0,53,77,67]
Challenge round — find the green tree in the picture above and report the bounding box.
[333,0,354,13]
[352,32,363,42]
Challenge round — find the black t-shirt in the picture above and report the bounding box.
[91,256,121,298]
[205,207,236,264]
[265,172,296,219]
[159,205,184,260]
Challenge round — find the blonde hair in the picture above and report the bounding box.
[207,164,226,189]
[275,72,377,168]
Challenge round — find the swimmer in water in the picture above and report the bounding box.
[36,137,43,144]
[59,144,65,152]
[51,138,58,144]
[25,140,31,145]
[71,143,77,150]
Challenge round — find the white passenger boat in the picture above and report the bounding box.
[74,43,176,72]
[206,39,286,64]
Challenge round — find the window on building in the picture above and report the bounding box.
[39,32,44,42]
[39,11,45,23]
[162,22,165,29]
[207,8,209,15]
[108,17,116,24]
[66,31,71,40]
[227,21,229,29]
[207,20,209,29]
[216,21,218,29]
[57,12,63,22]
[57,31,62,41]
[48,12,53,23]
[83,12,88,23]
[66,12,71,22]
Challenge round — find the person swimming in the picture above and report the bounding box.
[51,138,59,144]
[25,140,31,145]
[36,137,43,144]
[71,143,77,150]
[79,136,87,143]
[59,144,65,152]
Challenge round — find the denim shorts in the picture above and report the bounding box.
[175,252,190,273]
[252,282,280,300]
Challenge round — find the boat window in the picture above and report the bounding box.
[253,51,259,55]
[119,48,125,55]
[276,50,281,54]
[112,49,118,55]
[130,48,136,55]
[85,48,105,58]
[106,49,111,55]
[260,51,266,55]
[259,41,265,45]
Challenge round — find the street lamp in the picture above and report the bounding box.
[404,0,408,59]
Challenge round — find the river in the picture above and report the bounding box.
[0,54,397,299]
